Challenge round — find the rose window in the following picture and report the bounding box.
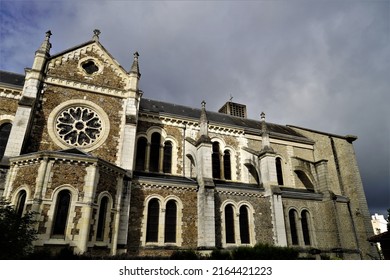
[56,106,103,147]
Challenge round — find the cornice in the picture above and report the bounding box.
[0,86,22,100]
[45,76,132,98]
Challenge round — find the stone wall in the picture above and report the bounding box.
[27,85,124,164]
[288,127,378,259]
[127,183,198,256]
[47,50,127,89]
[0,97,18,116]
[11,164,40,198]
[215,191,273,247]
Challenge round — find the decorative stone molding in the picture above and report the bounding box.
[216,188,265,198]
[47,43,129,85]
[0,88,22,99]
[135,182,197,192]
[45,77,129,98]
[47,100,110,152]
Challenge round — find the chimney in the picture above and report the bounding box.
[218,101,247,118]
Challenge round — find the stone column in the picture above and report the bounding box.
[77,163,98,254]
[271,193,287,246]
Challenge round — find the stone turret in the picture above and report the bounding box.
[2,31,52,163]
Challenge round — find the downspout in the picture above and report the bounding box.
[182,123,186,177]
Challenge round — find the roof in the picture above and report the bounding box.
[368,231,390,242]
[140,98,312,143]
[0,72,311,143]
[0,70,25,87]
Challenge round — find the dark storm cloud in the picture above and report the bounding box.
[1,0,389,215]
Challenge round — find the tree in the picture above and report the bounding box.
[0,198,37,259]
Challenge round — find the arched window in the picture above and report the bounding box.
[301,210,311,246]
[225,204,235,244]
[135,137,147,171]
[16,190,27,218]
[0,122,12,159]
[275,157,284,185]
[164,200,177,243]
[289,209,298,245]
[223,150,232,180]
[52,190,71,237]
[239,205,250,244]
[212,142,221,179]
[146,198,160,242]
[149,133,161,172]
[163,141,172,174]
[96,196,109,241]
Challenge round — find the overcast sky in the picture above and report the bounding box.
[1,0,389,217]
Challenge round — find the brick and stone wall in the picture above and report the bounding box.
[127,182,198,256]
[27,85,124,164]
[215,191,274,247]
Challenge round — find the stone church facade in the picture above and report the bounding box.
[0,31,377,259]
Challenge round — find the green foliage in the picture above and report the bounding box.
[209,243,299,260]
[170,249,200,260]
[209,249,232,260]
[232,243,299,260]
[0,198,37,259]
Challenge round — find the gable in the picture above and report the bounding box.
[45,41,130,93]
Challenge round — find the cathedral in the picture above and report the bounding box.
[0,31,378,259]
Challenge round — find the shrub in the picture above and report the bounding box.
[231,243,299,260]
[0,198,37,259]
[170,249,200,260]
[209,249,232,260]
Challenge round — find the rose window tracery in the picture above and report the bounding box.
[56,106,103,147]
[48,100,110,151]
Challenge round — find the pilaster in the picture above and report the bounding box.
[77,163,98,254]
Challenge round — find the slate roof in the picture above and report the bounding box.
[0,71,25,87]
[140,98,312,143]
[0,71,311,143]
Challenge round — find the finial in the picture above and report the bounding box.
[46,30,52,38]
[93,29,101,41]
[198,100,210,143]
[130,51,140,77]
[260,111,274,153]
[37,30,52,55]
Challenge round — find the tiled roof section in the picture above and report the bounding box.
[140,98,311,142]
[0,71,25,87]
